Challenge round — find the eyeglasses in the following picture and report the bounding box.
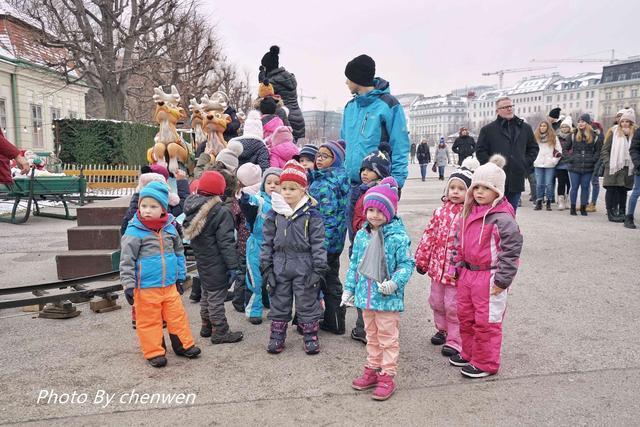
[317,153,334,160]
[497,105,514,110]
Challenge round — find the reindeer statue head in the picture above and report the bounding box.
[147,85,188,173]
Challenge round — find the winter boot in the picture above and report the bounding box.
[372,372,396,401]
[267,320,288,354]
[607,209,623,223]
[624,215,637,229]
[131,306,136,329]
[211,325,243,344]
[200,318,212,338]
[248,317,263,325]
[617,201,628,222]
[175,345,201,359]
[580,205,588,216]
[585,202,596,213]
[352,366,379,390]
[351,327,368,344]
[301,320,320,355]
[189,278,201,303]
[441,345,459,357]
[147,355,167,368]
[557,195,566,211]
[431,330,446,345]
[546,200,552,211]
[534,200,542,211]
[570,204,577,216]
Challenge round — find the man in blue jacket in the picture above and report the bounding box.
[341,54,410,242]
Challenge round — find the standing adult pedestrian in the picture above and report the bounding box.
[416,139,431,182]
[452,127,476,165]
[475,96,539,212]
[340,54,410,239]
[532,121,562,211]
[259,46,305,141]
[0,129,29,183]
[410,142,417,164]
[565,114,601,216]
[555,116,573,210]
[586,121,605,212]
[601,109,636,223]
[434,138,450,180]
[625,126,640,229]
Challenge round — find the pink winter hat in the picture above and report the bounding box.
[137,172,180,206]
[149,164,169,180]
[270,125,294,146]
[363,177,399,223]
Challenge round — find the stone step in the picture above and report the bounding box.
[67,225,122,250]
[56,250,120,280]
[77,205,129,227]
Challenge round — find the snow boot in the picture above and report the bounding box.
[175,345,201,359]
[534,200,542,211]
[607,209,623,223]
[211,325,243,344]
[372,373,396,401]
[557,195,566,210]
[585,202,596,213]
[200,318,212,338]
[624,215,636,229]
[189,279,201,303]
[580,205,588,216]
[301,320,320,355]
[431,330,446,345]
[352,366,379,390]
[267,320,287,354]
[147,355,167,368]
[570,204,577,216]
[546,200,552,211]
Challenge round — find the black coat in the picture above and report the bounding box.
[476,116,539,193]
[452,135,476,164]
[235,136,270,171]
[223,106,241,142]
[565,132,602,175]
[630,127,640,176]
[416,143,431,164]
[183,195,238,290]
[265,67,305,141]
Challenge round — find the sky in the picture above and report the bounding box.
[203,0,639,111]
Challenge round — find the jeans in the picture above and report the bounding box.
[591,174,600,204]
[628,175,640,216]
[568,171,592,206]
[419,163,428,180]
[506,192,521,213]
[534,167,555,202]
[438,165,445,178]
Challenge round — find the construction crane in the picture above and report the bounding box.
[482,66,557,89]
[298,90,316,111]
[531,49,619,65]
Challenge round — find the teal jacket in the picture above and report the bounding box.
[341,78,410,187]
[119,213,186,290]
[344,217,415,312]
[308,166,350,254]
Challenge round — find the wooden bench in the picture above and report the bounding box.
[62,165,140,190]
[0,168,86,224]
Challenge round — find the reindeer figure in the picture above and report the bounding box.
[147,85,188,173]
[189,98,208,148]
[200,92,231,157]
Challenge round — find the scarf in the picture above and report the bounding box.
[357,227,389,283]
[138,211,168,232]
[609,125,634,176]
[271,192,309,217]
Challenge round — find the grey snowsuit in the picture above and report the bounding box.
[261,199,328,324]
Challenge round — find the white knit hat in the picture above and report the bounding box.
[561,115,573,128]
[236,162,262,187]
[620,108,636,124]
[465,154,506,207]
[215,140,243,172]
[241,110,263,140]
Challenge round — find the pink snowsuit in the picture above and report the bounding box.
[415,200,463,351]
[270,142,299,168]
[452,199,522,374]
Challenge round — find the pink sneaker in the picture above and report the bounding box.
[372,372,396,401]
[352,366,379,390]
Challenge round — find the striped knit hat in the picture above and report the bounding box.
[279,159,308,188]
[363,177,399,223]
[320,139,346,167]
[299,144,319,161]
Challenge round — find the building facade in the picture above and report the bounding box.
[545,73,601,121]
[395,93,422,133]
[302,110,343,144]
[598,58,640,128]
[0,6,88,152]
[409,94,468,143]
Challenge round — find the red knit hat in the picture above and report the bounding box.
[279,159,308,188]
[197,171,226,196]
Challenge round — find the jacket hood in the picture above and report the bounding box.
[354,78,391,107]
[183,194,222,240]
[271,141,299,160]
[466,198,514,225]
[267,67,296,91]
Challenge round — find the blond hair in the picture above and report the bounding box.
[576,124,594,144]
[534,121,557,148]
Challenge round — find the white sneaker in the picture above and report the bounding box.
[557,195,565,211]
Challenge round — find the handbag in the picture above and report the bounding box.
[431,163,437,173]
[553,148,562,159]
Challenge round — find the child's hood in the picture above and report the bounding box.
[466,198,514,225]
[182,194,222,240]
[271,141,299,159]
[379,216,407,238]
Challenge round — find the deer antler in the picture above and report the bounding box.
[189,98,203,113]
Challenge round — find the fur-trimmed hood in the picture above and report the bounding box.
[182,194,222,240]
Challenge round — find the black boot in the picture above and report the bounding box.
[301,320,320,355]
[570,204,577,216]
[175,345,201,358]
[534,200,543,211]
[211,325,243,344]
[267,320,287,354]
[624,215,637,229]
[546,200,552,211]
[200,318,212,338]
[580,205,588,216]
[147,355,167,368]
[607,210,622,222]
[189,277,201,303]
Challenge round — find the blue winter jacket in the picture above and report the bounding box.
[246,191,273,244]
[344,217,415,312]
[119,213,186,290]
[308,166,350,255]
[341,78,410,187]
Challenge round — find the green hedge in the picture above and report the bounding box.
[56,119,158,165]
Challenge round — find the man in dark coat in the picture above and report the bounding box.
[416,139,431,181]
[452,127,476,165]
[475,96,539,212]
[260,46,305,141]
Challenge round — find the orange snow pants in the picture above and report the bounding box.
[134,286,195,359]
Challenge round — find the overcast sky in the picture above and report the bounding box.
[203,0,639,111]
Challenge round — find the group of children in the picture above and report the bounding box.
[119,132,524,401]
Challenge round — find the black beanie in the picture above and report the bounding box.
[259,97,277,115]
[548,107,561,119]
[345,54,375,87]
[261,46,280,73]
